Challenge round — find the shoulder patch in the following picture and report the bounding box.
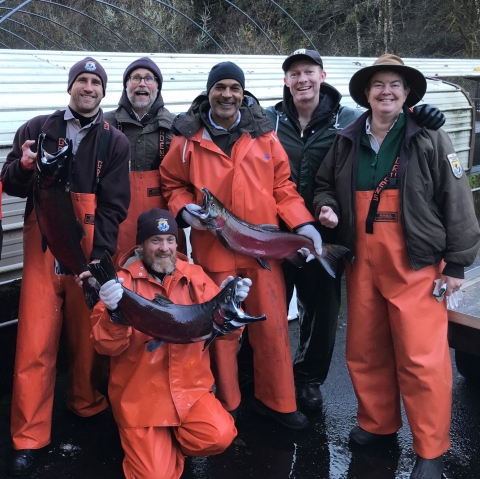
[447,153,463,178]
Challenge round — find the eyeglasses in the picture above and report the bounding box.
[128,75,157,85]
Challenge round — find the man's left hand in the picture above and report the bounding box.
[440,274,464,296]
[75,259,100,287]
[412,104,445,130]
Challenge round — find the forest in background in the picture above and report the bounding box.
[0,0,479,58]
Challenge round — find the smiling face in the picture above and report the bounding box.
[208,79,244,130]
[126,68,159,113]
[365,71,410,119]
[284,60,326,105]
[140,234,177,275]
[68,73,103,116]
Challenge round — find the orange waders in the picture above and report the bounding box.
[119,392,236,479]
[346,189,452,459]
[11,193,108,450]
[115,170,186,268]
[208,263,297,413]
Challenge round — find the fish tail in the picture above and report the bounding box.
[317,244,349,278]
[87,251,118,285]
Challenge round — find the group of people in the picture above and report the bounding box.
[2,48,479,479]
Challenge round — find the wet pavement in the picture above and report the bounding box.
[1,281,480,478]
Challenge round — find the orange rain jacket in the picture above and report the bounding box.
[90,250,221,428]
[160,94,315,273]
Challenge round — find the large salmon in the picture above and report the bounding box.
[185,188,349,278]
[88,251,266,351]
[33,133,99,309]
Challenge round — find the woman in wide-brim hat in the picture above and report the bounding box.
[313,54,480,479]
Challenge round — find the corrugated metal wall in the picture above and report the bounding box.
[0,50,478,282]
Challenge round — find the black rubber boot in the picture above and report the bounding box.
[410,455,444,479]
[251,397,309,430]
[349,426,396,445]
[296,383,323,412]
[9,449,36,476]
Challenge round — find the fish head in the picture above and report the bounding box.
[212,277,266,334]
[185,188,228,229]
[35,133,73,183]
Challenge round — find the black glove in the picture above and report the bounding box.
[412,104,445,130]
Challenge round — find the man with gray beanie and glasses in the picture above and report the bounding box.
[104,57,187,264]
[161,61,322,430]
[2,56,130,475]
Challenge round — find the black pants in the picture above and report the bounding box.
[283,254,342,386]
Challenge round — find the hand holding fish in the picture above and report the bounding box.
[100,278,125,311]
[295,224,323,257]
[220,276,252,302]
[20,140,36,171]
[319,206,338,228]
[182,204,207,230]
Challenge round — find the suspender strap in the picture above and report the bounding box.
[94,122,111,193]
[365,156,400,234]
[57,113,67,149]
[159,128,166,161]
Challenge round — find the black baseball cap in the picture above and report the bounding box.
[282,49,323,73]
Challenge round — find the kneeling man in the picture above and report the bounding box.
[90,208,247,479]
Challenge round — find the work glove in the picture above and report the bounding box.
[220,276,252,302]
[295,224,323,260]
[100,278,124,311]
[447,290,463,310]
[181,204,207,230]
[412,104,445,130]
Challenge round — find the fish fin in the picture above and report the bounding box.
[75,219,87,240]
[152,294,174,306]
[215,231,232,251]
[317,244,349,278]
[88,251,118,285]
[82,278,100,311]
[203,332,219,350]
[54,259,73,276]
[41,234,48,253]
[286,251,307,268]
[256,257,271,271]
[110,308,129,325]
[257,224,280,232]
[146,338,164,352]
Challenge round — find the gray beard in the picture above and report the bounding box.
[127,91,155,111]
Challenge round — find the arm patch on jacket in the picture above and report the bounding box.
[447,153,463,178]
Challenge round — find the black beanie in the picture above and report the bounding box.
[67,57,107,97]
[136,208,178,245]
[206,61,245,93]
[123,57,163,89]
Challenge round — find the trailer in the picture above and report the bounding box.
[1,50,480,379]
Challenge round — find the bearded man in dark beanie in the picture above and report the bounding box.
[104,57,185,264]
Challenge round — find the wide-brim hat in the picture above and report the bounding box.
[349,54,427,109]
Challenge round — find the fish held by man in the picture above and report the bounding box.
[185,188,349,277]
[88,251,266,351]
[33,133,99,309]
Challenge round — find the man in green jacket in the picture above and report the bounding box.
[265,49,445,412]
[104,57,177,261]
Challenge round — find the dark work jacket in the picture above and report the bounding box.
[172,90,274,141]
[313,106,480,277]
[265,83,362,215]
[104,91,175,171]
[1,109,131,259]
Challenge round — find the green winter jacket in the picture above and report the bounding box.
[265,83,363,214]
